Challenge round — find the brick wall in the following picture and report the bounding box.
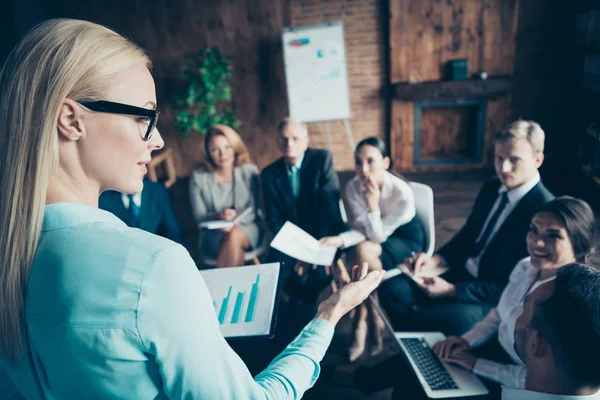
[289,0,387,171]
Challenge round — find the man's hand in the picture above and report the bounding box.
[404,253,444,274]
[416,276,456,299]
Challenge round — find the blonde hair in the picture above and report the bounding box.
[202,124,252,170]
[495,119,545,153]
[0,19,150,362]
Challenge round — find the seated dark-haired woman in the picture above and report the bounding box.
[320,136,424,361]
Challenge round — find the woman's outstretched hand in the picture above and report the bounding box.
[316,262,384,326]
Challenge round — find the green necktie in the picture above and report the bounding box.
[290,165,299,198]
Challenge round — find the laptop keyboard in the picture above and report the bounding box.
[400,338,459,391]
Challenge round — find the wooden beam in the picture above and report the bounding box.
[392,77,513,101]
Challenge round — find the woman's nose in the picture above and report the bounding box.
[149,128,164,151]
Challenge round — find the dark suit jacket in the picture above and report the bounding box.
[99,179,185,245]
[437,177,554,305]
[261,148,348,240]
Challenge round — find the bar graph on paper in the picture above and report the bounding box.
[213,274,260,325]
[201,263,280,338]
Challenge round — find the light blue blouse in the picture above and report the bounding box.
[0,203,334,399]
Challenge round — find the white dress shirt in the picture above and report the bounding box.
[121,192,142,209]
[465,172,540,278]
[503,387,600,400]
[461,257,553,388]
[339,170,416,248]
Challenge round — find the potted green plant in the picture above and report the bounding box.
[173,47,240,135]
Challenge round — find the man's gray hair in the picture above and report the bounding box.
[277,117,308,137]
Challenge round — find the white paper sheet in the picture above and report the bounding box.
[199,207,252,230]
[270,221,337,266]
[200,263,280,338]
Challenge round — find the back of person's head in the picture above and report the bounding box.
[495,119,545,154]
[202,124,251,170]
[532,263,600,388]
[535,197,595,264]
[0,18,150,362]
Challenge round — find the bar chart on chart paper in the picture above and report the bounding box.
[200,263,280,338]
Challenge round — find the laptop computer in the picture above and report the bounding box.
[395,332,489,399]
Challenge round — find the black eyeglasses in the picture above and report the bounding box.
[77,100,159,141]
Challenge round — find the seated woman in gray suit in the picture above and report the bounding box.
[189,125,262,268]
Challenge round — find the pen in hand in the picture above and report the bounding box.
[410,251,417,272]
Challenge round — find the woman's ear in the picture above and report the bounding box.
[383,156,391,170]
[57,99,85,141]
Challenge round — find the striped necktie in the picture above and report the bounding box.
[471,192,509,257]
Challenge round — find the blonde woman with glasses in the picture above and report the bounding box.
[0,19,383,399]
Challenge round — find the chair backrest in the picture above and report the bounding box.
[409,181,435,256]
[339,199,348,224]
[338,180,434,254]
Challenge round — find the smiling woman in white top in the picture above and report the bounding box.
[321,137,425,361]
[433,196,595,390]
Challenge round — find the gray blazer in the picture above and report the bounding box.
[189,163,262,251]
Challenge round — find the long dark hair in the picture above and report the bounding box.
[535,196,596,263]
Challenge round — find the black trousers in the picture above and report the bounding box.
[267,248,332,304]
[380,216,425,271]
[378,266,493,337]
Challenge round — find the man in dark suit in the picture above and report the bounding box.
[261,118,348,294]
[379,120,554,335]
[234,119,348,374]
[99,179,185,246]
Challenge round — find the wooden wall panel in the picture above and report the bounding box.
[391,101,413,168]
[390,0,519,82]
[41,0,290,175]
[510,0,571,165]
[389,0,519,172]
[419,106,477,162]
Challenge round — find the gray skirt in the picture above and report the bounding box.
[199,222,262,258]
